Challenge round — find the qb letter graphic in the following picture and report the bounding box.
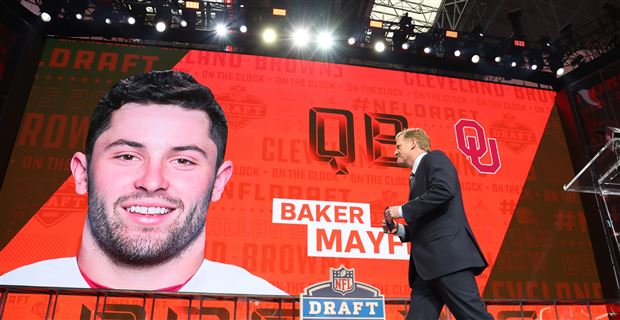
[309,107,407,174]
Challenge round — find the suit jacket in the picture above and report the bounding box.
[400,150,487,284]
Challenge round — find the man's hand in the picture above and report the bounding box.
[381,219,398,234]
[387,206,401,219]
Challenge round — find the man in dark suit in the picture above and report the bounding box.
[384,128,493,319]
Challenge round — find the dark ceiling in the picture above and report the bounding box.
[461,0,615,41]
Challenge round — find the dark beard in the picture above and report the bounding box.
[86,180,214,268]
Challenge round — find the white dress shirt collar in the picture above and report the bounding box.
[412,152,427,175]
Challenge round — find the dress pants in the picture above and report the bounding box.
[407,268,494,320]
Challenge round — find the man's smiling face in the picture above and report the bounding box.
[84,103,222,266]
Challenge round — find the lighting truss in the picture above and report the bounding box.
[25,0,234,31]
[20,0,620,86]
[551,11,620,71]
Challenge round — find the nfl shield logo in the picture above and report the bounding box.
[331,265,355,295]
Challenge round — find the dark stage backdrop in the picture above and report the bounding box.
[0,38,606,319]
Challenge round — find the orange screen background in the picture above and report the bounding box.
[1,39,560,298]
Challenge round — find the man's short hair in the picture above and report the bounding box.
[396,128,431,152]
[85,70,228,167]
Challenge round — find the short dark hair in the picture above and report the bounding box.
[85,70,228,167]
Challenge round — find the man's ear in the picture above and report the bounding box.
[210,160,233,202]
[71,152,89,195]
[410,138,417,150]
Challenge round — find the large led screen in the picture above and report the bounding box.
[0,39,605,318]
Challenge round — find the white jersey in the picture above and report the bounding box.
[0,257,286,295]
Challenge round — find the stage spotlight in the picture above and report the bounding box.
[527,49,544,71]
[402,42,410,50]
[155,21,166,32]
[128,4,147,26]
[347,37,356,45]
[39,1,61,22]
[92,0,114,24]
[413,32,433,54]
[67,0,88,21]
[549,52,565,76]
[369,27,386,51]
[154,5,172,32]
[317,32,334,49]
[292,29,310,47]
[444,37,458,57]
[262,28,277,44]
[181,8,197,29]
[471,54,480,63]
[482,41,502,64]
[240,25,248,33]
[392,29,408,51]
[41,12,52,22]
[374,41,386,52]
[508,47,525,67]
[216,24,228,37]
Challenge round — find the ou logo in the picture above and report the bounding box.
[454,119,501,174]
